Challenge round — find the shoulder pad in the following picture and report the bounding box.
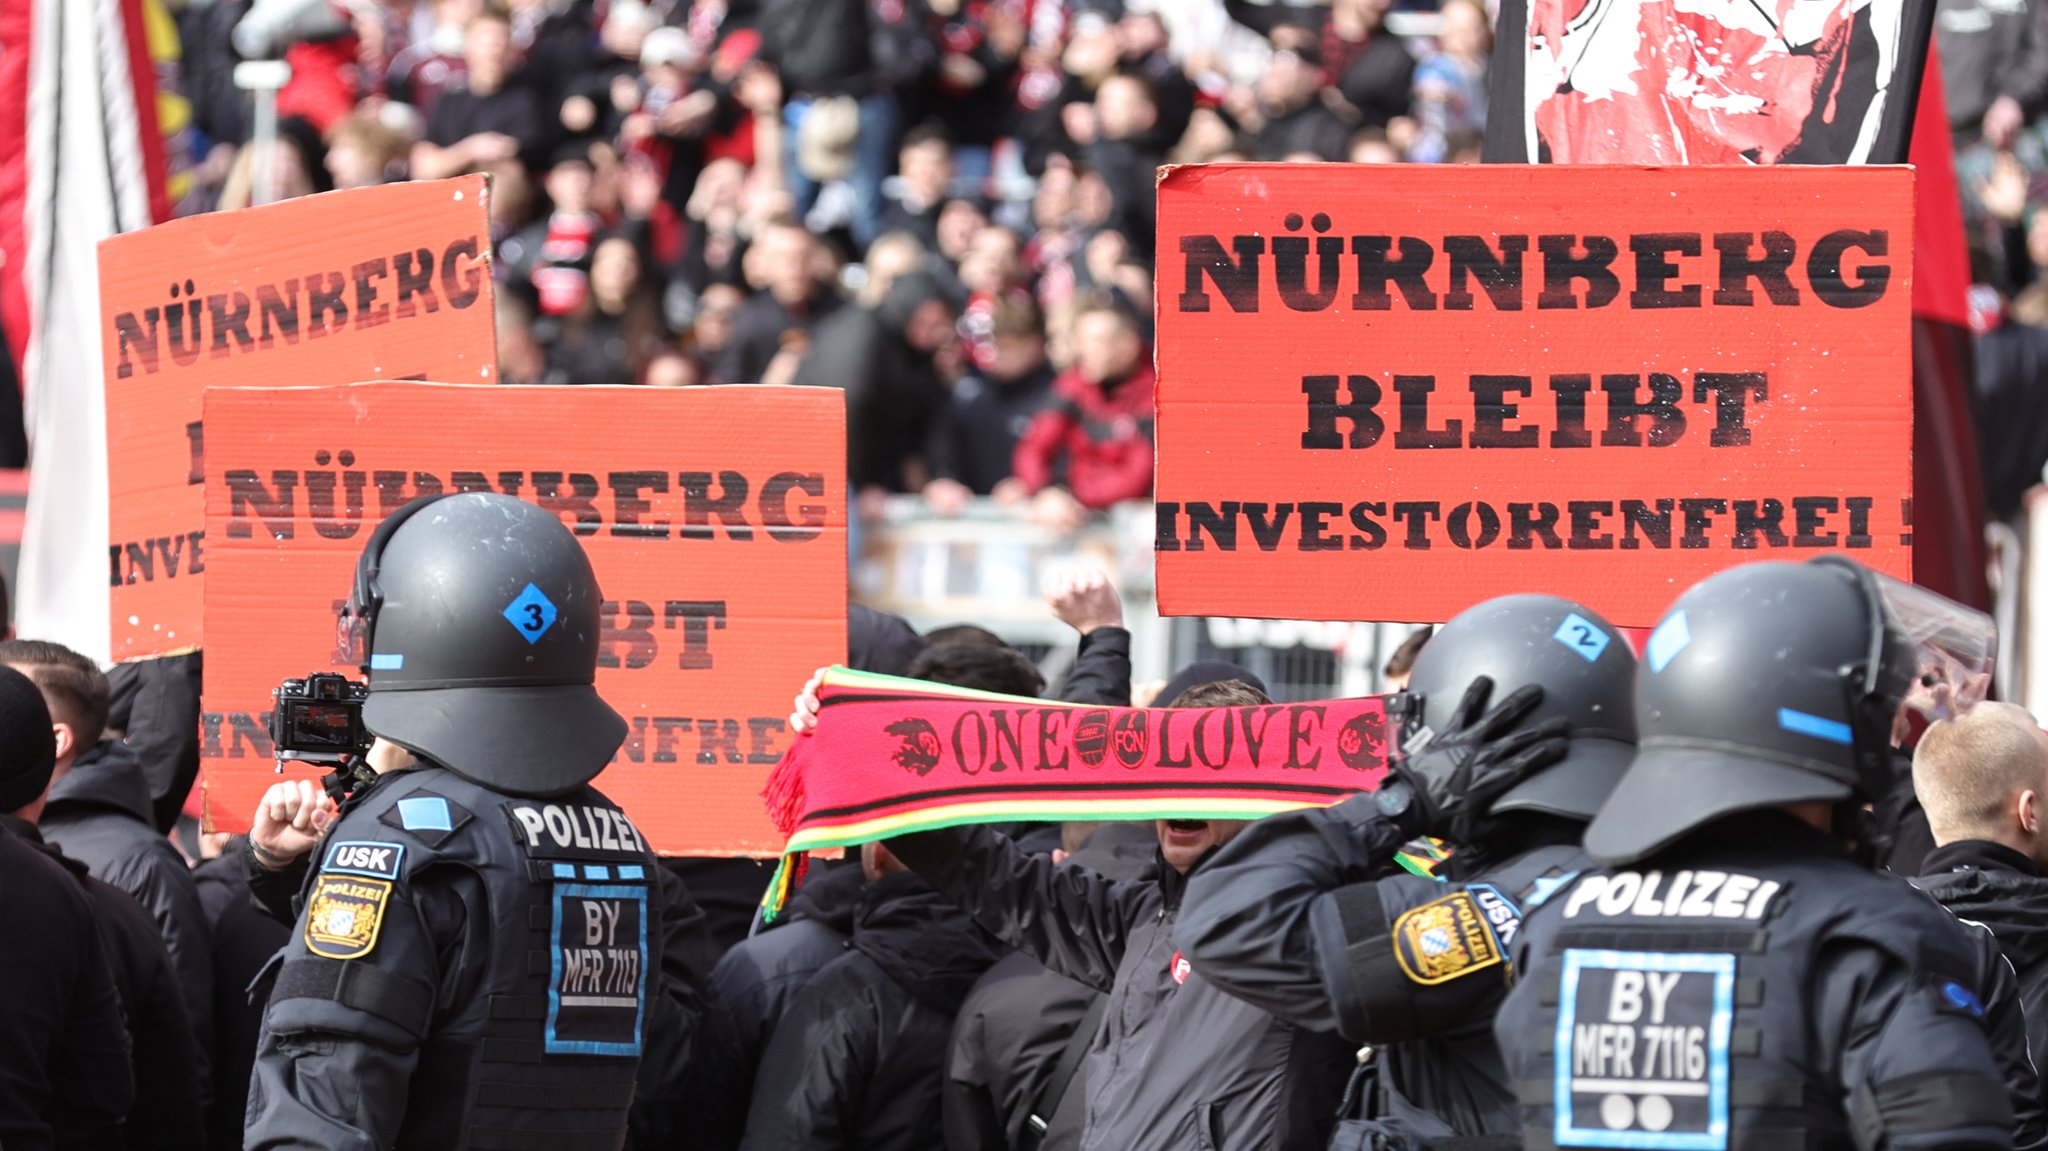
[376,791,476,849]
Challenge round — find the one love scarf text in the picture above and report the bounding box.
[758,666,1418,918]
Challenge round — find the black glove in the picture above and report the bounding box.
[1380,676,1570,844]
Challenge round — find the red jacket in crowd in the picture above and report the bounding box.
[1012,360,1156,510]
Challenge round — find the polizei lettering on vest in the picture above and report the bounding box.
[1560,871,1782,920]
[511,804,646,854]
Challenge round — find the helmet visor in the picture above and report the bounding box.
[1871,569,1996,726]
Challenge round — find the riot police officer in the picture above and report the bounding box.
[1493,557,2039,1151]
[245,492,706,1150]
[1177,593,1630,1148]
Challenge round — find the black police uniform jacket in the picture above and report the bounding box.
[245,765,677,1151]
[1177,792,1584,1144]
[1494,813,2037,1151]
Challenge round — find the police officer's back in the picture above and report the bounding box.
[244,493,690,1150]
[1178,594,1627,1146]
[1494,558,2032,1151]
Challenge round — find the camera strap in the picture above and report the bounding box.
[323,756,379,805]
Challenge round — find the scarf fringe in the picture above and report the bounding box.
[761,745,807,838]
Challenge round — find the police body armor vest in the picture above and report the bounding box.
[288,767,659,1151]
[1330,843,1587,1150]
[1496,850,1986,1151]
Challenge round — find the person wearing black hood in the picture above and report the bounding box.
[684,638,1040,1138]
[794,268,961,494]
[924,296,1059,507]
[0,662,141,1151]
[7,783,207,1151]
[683,863,868,1151]
[2,640,216,1095]
[1913,701,2048,1063]
[739,839,1004,1151]
[788,666,1356,1151]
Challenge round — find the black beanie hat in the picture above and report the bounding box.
[0,664,56,814]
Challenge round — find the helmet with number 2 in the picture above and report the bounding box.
[1585,556,1996,865]
[339,492,625,797]
[1389,593,1638,825]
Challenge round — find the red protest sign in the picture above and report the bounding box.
[200,382,846,856]
[100,177,496,661]
[1153,164,1914,627]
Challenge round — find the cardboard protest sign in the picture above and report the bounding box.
[100,177,496,662]
[200,382,847,856]
[1153,164,1914,627]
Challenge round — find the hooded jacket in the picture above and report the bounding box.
[890,825,1355,1151]
[0,819,134,1151]
[684,863,866,1151]
[794,270,954,491]
[40,740,214,1089]
[3,815,206,1151]
[740,869,1004,1151]
[944,825,1159,1151]
[1916,839,2048,1066]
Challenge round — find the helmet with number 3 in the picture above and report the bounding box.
[339,492,625,797]
[1390,593,1638,825]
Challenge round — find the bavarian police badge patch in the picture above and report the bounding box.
[304,875,393,959]
[1393,890,1505,985]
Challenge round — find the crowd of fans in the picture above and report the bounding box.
[167,0,1495,524]
[163,0,2048,532]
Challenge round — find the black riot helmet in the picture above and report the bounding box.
[1584,556,1997,865]
[338,492,626,797]
[1388,594,1637,823]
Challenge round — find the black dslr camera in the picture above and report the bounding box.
[270,672,371,766]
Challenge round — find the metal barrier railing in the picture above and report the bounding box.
[853,497,1419,701]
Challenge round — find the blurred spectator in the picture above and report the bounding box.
[324,110,412,189]
[495,291,549,385]
[716,220,844,384]
[540,234,669,384]
[687,281,747,364]
[1252,47,1352,161]
[925,295,1057,512]
[761,0,899,246]
[1012,300,1154,521]
[1079,73,1163,255]
[217,136,317,210]
[643,349,709,386]
[384,0,480,117]
[1409,0,1489,163]
[860,230,932,308]
[501,145,603,316]
[1938,0,2048,158]
[793,269,961,492]
[881,124,956,251]
[411,4,543,179]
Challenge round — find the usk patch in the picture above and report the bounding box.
[305,875,393,959]
[1393,890,1505,985]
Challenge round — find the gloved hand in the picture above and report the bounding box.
[1384,675,1570,844]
